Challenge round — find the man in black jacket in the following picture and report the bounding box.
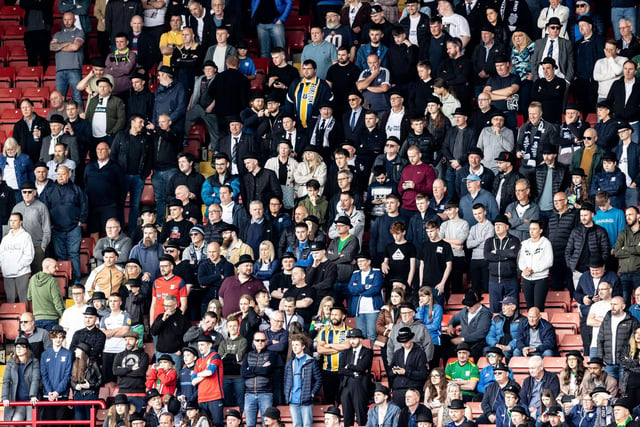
[306,241,337,300]
[70,306,106,363]
[484,214,521,313]
[150,294,189,371]
[241,330,278,427]
[442,108,476,200]
[339,328,373,427]
[13,99,51,163]
[534,145,569,222]
[389,327,428,407]
[606,61,640,142]
[492,152,522,214]
[127,72,155,121]
[241,153,283,209]
[112,331,149,412]
[548,192,578,292]
[110,114,153,234]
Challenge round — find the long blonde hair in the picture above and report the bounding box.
[2,137,21,156]
[512,31,532,51]
[630,327,640,357]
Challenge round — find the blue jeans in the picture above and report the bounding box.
[604,364,624,381]
[151,168,178,227]
[256,23,285,58]
[627,188,639,212]
[35,319,59,331]
[445,167,458,200]
[56,69,83,108]
[244,392,273,427]
[223,377,245,413]
[52,226,82,282]
[200,399,224,427]
[489,278,519,313]
[122,174,145,234]
[290,404,313,427]
[356,312,379,341]
[620,272,640,307]
[73,391,99,420]
[611,8,637,39]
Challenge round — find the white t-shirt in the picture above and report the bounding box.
[442,14,470,40]
[588,300,611,349]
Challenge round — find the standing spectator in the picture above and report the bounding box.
[548,192,578,292]
[40,325,72,423]
[192,334,224,425]
[112,331,148,411]
[565,203,611,290]
[13,180,50,272]
[70,307,106,364]
[71,341,103,419]
[84,78,126,150]
[519,220,554,311]
[367,383,400,427]
[317,306,351,406]
[0,138,35,202]
[0,213,34,303]
[99,293,131,383]
[467,204,494,294]
[338,328,373,426]
[171,27,205,99]
[21,0,54,69]
[40,165,87,284]
[390,327,429,406]
[150,255,188,320]
[516,103,560,183]
[615,207,640,300]
[597,296,639,380]
[286,59,334,130]
[607,61,640,142]
[105,0,143,45]
[485,214,521,313]
[219,317,247,413]
[18,312,51,359]
[12,99,51,164]
[251,0,291,58]
[2,337,40,422]
[186,0,216,46]
[242,330,278,427]
[219,255,266,317]
[50,12,85,107]
[440,202,469,294]
[153,66,187,139]
[84,143,124,240]
[493,152,522,214]
[347,253,383,341]
[75,58,115,111]
[106,33,138,97]
[531,17,574,84]
[387,303,434,363]
[573,16,605,115]
[594,40,627,103]
[27,258,64,331]
[284,334,322,427]
[159,15,183,67]
[444,343,479,402]
[60,284,87,348]
[94,218,132,266]
[477,113,515,175]
[419,220,453,308]
[459,173,499,227]
[84,247,126,298]
[399,389,433,427]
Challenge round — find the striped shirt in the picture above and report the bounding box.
[318,324,350,372]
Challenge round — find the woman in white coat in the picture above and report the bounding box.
[518,219,554,311]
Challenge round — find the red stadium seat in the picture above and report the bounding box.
[15,65,43,88]
[0,86,20,108]
[0,318,19,340]
[543,356,566,373]
[545,290,571,311]
[0,108,20,126]
[285,29,306,55]
[445,293,465,312]
[253,57,269,74]
[22,87,49,108]
[0,66,15,87]
[0,302,26,320]
[80,237,95,275]
[551,312,580,333]
[468,402,483,420]
[8,46,28,67]
[508,356,530,374]
[1,25,24,43]
[559,334,583,354]
[0,6,25,25]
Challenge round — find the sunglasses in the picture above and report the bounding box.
[576,3,587,7]
[548,26,561,30]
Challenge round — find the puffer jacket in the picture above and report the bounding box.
[40,181,88,232]
[547,208,578,257]
[152,80,187,133]
[486,311,526,349]
[534,163,569,203]
[27,272,65,320]
[284,355,322,405]
[241,349,278,393]
[564,224,611,272]
[614,226,640,273]
[484,234,521,281]
[2,356,40,421]
[597,311,639,365]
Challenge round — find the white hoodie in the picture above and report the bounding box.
[0,227,34,277]
[517,236,553,281]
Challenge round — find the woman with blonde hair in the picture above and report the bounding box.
[437,382,472,427]
[424,367,448,420]
[309,296,334,335]
[293,146,327,198]
[621,327,640,406]
[0,137,34,202]
[103,394,135,427]
[511,29,536,117]
[207,299,228,338]
[2,337,40,421]
[254,240,279,289]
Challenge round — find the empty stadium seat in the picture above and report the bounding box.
[0,318,19,340]
[508,356,530,374]
[543,356,566,373]
[559,334,583,354]
[8,46,28,67]
[0,67,15,87]
[15,66,43,88]
[22,87,49,108]
[545,291,571,311]
[551,312,580,333]
[0,6,25,25]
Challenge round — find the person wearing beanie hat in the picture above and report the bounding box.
[477,109,515,175]
[367,382,401,427]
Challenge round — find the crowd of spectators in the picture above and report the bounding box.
[3,0,640,425]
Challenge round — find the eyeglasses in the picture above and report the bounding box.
[584,137,594,140]
[348,98,359,102]
[549,26,561,30]
[20,320,32,323]
[21,190,33,194]
[254,339,266,342]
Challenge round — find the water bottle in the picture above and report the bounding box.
[33,125,40,143]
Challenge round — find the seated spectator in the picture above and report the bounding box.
[485,296,525,359]
[438,382,474,427]
[495,384,526,427]
[590,387,614,427]
[477,347,509,395]
[145,354,178,396]
[445,343,480,402]
[515,307,559,357]
[579,357,618,396]
[399,388,433,427]
[445,399,475,427]
[478,363,519,424]
[590,154,627,210]
[423,367,448,419]
[94,218,132,266]
[558,351,586,404]
[520,356,560,416]
[446,291,493,361]
[568,394,596,427]
[112,331,148,412]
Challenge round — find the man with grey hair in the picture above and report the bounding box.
[520,355,560,414]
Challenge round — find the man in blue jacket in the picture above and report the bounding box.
[40,165,88,284]
[514,307,559,357]
[485,296,526,359]
[40,325,72,422]
[284,334,322,427]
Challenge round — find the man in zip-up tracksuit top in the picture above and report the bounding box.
[484,213,521,313]
[40,325,72,422]
[192,334,225,427]
[284,334,322,427]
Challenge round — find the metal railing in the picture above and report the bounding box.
[0,399,106,426]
